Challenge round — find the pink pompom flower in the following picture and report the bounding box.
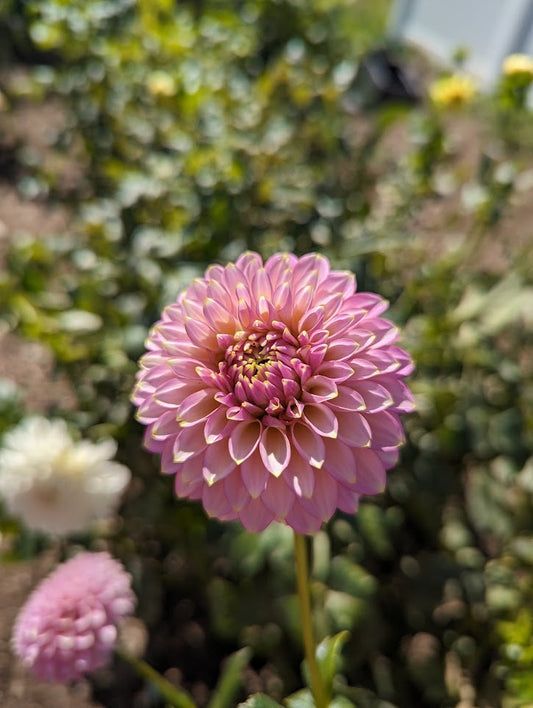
[132,252,414,534]
[12,552,136,683]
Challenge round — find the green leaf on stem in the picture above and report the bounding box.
[316,631,351,694]
[208,647,252,708]
[330,698,357,708]
[285,689,316,708]
[238,693,284,707]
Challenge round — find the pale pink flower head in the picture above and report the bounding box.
[12,552,135,683]
[133,252,414,534]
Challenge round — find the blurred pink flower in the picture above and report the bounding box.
[133,252,414,533]
[12,552,135,683]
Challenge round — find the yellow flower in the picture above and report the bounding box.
[429,74,477,109]
[502,53,533,78]
[147,70,177,97]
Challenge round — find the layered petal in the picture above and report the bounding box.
[131,251,413,534]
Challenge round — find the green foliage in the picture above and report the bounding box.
[239,694,283,708]
[315,631,350,696]
[208,648,253,708]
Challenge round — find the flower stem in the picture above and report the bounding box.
[117,648,198,708]
[293,531,329,708]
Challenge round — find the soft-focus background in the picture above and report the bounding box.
[1,1,533,706]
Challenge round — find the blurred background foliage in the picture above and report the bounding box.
[1,0,533,707]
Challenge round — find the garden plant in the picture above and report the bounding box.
[1,1,533,707]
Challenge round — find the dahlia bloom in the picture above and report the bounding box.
[12,552,135,683]
[132,252,413,534]
[0,417,131,535]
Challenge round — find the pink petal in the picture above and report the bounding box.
[319,291,344,319]
[306,343,328,369]
[346,292,388,317]
[288,285,314,324]
[316,360,354,383]
[285,452,315,498]
[293,253,330,288]
[184,316,215,349]
[291,422,325,469]
[143,424,165,453]
[352,358,381,380]
[316,270,355,299]
[325,339,359,361]
[236,251,263,279]
[202,482,237,521]
[240,451,269,498]
[136,395,165,424]
[161,439,181,476]
[265,253,297,286]
[202,440,236,485]
[336,412,372,448]
[251,267,273,301]
[151,410,179,439]
[285,501,322,534]
[366,411,405,448]
[298,306,326,333]
[259,427,291,476]
[138,362,174,388]
[272,281,291,310]
[204,407,230,444]
[175,473,204,499]
[262,475,296,518]
[238,497,276,532]
[336,484,361,514]
[376,375,415,413]
[229,420,262,464]
[301,469,337,520]
[323,438,357,483]
[173,423,207,463]
[224,470,250,511]
[302,404,338,438]
[181,454,204,482]
[365,317,398,346]
[155,380,202,407]
[351,381,393,412]
[178,390,219,426]
[353,448,386,494]
[168,357,207,380]
[206,277,233,308]
[327,385,366,412]
[203,298,237,333]
[323,313,355,337]
[302,375,338,402]
[377,447,400,468]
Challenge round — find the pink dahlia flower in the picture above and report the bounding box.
[133,252,414,534]
[12,552,135,683]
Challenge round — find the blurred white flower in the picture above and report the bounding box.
[0,417,131,535]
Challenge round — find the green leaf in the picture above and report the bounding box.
[330,698,357,708]
[285,689,356,708]
[208,647,252,708]
[316,631,351,691]
[285,689,316,708]
[238,694,284,708]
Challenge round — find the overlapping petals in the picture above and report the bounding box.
[132,252,414,534]
[12,552,135,683]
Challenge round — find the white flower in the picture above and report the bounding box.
[0,417,131,535]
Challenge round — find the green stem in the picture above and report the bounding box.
[117,648,198,708]
[293,531,329,708]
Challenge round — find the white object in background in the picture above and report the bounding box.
[390,0,533,86]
